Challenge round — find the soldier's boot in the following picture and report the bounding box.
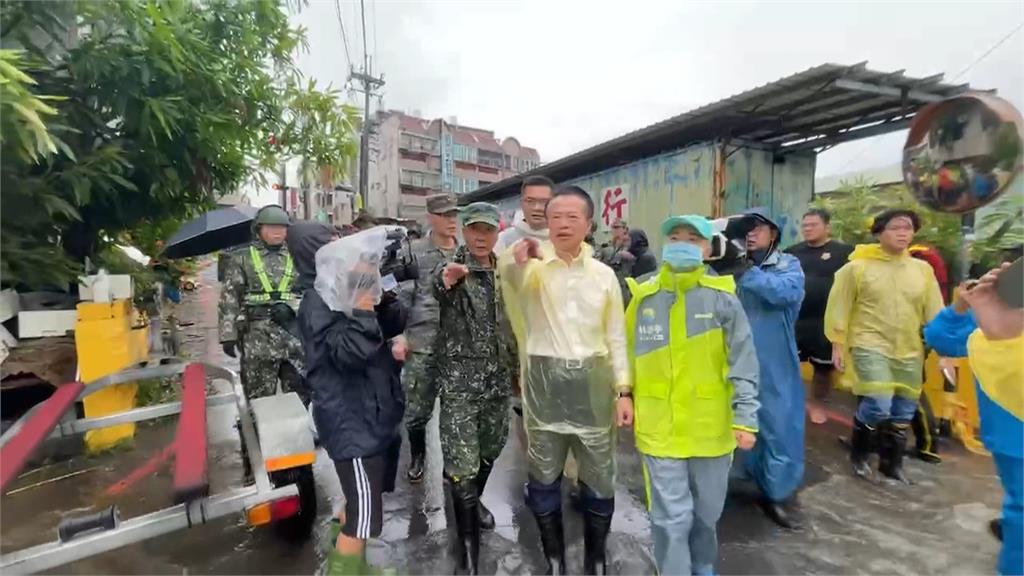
[450,477,480,575]
[878,420,911,484]
[407,427,426,484]
[850,418,875,480]
[533,510,566,575]
[476,459,495,530]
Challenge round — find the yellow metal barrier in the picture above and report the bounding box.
[75,299,149,453]
[802,351,985,452]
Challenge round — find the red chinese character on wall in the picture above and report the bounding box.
[602,187,627,226]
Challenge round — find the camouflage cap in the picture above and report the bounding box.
[426,194,459,215]
[460,202,500,228]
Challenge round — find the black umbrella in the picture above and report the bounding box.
[162,205,260,259]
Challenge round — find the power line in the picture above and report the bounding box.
[360,0,369,72]
[352,0,384,209]
[834,21,1024,174]
[332,0,352,72]
[951,21,1024,82]
[372,0,378,70]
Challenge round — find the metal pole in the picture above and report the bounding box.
[959,212,976,282]
[359,86,370,209]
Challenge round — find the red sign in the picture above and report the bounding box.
[601,186,628,228]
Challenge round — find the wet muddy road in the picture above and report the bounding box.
[0,264,1006,574]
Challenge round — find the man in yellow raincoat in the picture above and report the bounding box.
[825,209,944,483]
[500,185,632,575]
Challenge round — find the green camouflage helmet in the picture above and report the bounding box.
[253,205,291,228]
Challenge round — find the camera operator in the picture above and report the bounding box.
[297,226,408,576]
[720,208,807,530]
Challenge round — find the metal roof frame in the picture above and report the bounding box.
[463,62,977,202]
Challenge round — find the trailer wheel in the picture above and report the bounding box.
[269,464,317,543]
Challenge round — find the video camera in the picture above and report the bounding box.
[379,226,419,292]
[705,216,752,276]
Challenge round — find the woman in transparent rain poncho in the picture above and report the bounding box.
[499,185,632,576]
[298,227,408,576]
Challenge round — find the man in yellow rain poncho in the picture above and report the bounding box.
[825,209,944,483]
[500,185,632,575]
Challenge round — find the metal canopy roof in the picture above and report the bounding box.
[463,62,975,202]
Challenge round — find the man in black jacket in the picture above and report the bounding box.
[627,229,659,279]
[297,227,407,576]
[785,208,852,425]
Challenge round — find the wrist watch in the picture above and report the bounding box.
[617,390,632,399]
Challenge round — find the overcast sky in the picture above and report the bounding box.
[288,0,1023,180]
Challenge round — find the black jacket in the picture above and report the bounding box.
[628,230,658,278]
[298,290,406,461]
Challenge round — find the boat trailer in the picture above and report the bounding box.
[0,360,316,574]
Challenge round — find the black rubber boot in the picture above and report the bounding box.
[583,509,612,575]
[476,459,495,530]
[450,478,480,575]
[758,499,804,531]
[878,420,911,484]
[407,428,426,484]
[850,418,875,479]
[533,510,566,575]
[990,518,1003,542]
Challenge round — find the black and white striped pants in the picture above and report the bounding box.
[333,439,400,539]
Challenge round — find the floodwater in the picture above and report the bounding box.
[0,263,1007,574]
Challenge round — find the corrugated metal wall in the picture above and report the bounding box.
[722,147,816,247]
[565,144,716,255]
[487,141,816,255]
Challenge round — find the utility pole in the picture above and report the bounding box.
[351,0,384,212]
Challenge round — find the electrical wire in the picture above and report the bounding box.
[372,0,378,69]
[833,20,1023,174]
[333,0,352,72]
[951,21,1024,82]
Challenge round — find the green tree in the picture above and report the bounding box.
[1,0,359,289]
[813,177,1020,276]
[812,177,962,268]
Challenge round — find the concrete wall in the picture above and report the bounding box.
[367,114,402,218]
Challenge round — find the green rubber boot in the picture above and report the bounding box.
[324,518,342,553]
[326,550,363,576]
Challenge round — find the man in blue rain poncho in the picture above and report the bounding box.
[729,208,806,530]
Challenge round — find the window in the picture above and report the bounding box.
[400,133,437,153]
[452,144,477,164]
[452,176,479,194]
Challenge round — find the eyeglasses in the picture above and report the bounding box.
[523,198,549,208]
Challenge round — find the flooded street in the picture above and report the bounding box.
[0,263,1008,574]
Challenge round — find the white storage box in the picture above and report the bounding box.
[0,289,19,323]
[18,309,78,338]
[79,274,134,302]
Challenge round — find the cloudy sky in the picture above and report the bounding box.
[288,0,1023,179]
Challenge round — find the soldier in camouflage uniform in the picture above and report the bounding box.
[596,218,636,307]
[218,205,306,401]
[433,203,516,575]
[399,194,461,483]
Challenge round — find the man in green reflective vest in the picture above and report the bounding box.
[219,204,306,400]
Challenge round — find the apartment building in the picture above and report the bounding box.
[366,111,540,220]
